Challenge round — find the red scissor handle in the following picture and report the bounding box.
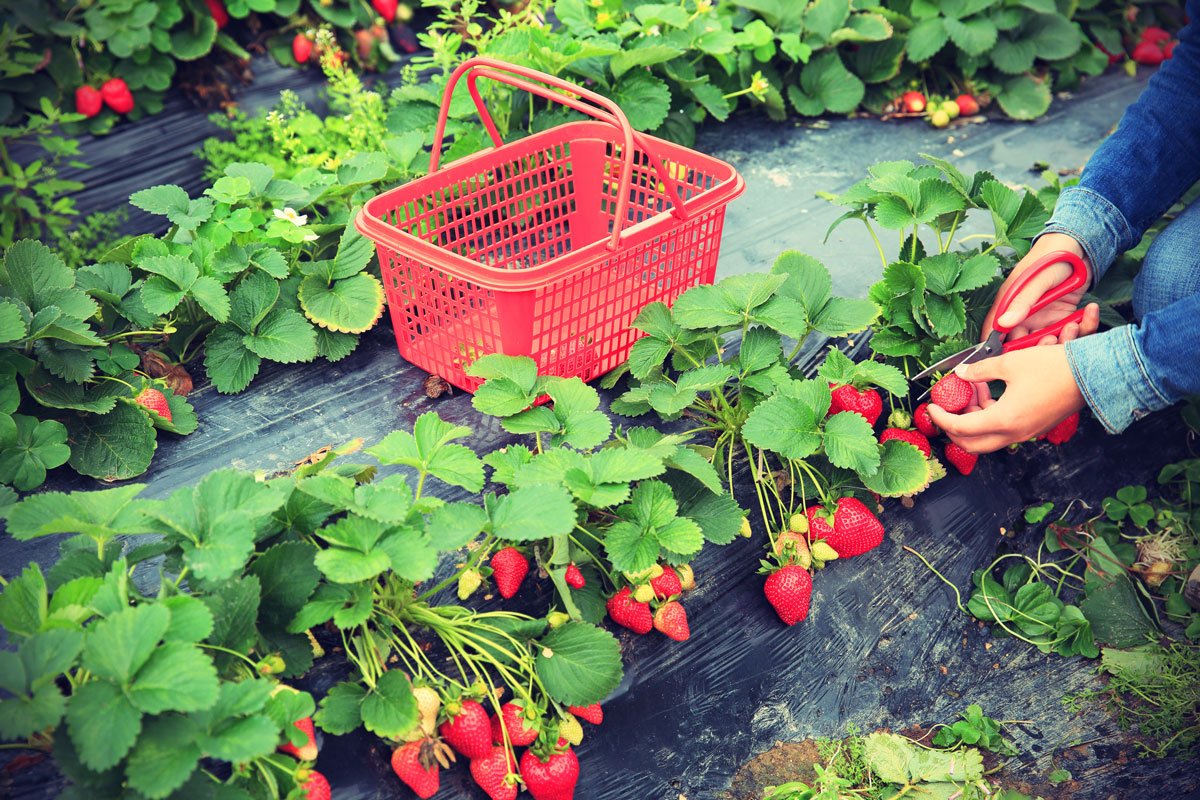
[993,250,1090,352]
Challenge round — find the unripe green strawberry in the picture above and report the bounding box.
[810,540,839,565]
[788,513,809,534]
[941,99,960,119]
[413,686,440,737]
[930,108,951,128]
[547,611,570,628]
[632,583,655,604]
[458,568,482,600]
[559,714,584,745]
[738,517,752,538]
[676,563,695,591]
[887,408,912,430]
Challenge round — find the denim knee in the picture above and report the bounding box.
[1132,200,1200,319]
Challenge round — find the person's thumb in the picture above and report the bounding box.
[954,357,1007,384]
[995,266,1066,330]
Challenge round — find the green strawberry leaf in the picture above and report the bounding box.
[860,439,930,497]
[298,272,385,334]
[65,679,142,771]
[314,681,365,735]
[367,413,484,491]
[242,308,318,364]
[0,415,71,491]
[66,404,156,482]
[204,324,262,394]
[487,484,577,543]
[535,622,623,706]
[823,411,881,475]
[360,669,419,739]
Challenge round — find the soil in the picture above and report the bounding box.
[722,740,823,800]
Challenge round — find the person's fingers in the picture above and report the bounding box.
[1058,322,1080,343]
[953,356,1010,384]
[973,380,994,409]
[1080,302,1100,336]
[1010,324,1030,341]
[995,265,1070,329]
[927,402,1010,440]
[1038,334,1057,347]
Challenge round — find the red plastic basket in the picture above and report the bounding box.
[356,57,745,392]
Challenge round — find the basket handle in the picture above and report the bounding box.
[429,57,690,252]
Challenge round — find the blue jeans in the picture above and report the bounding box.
[1061,199,1200,433]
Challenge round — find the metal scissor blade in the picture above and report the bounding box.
[911,331,1004,399]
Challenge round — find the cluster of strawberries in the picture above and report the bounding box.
[1130,26,1179,66]
[392,692,600,800]
[74,78,135,118]
[605,563,696,641]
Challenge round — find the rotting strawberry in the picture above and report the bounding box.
[134,387,172,423]
[1042,412,1079,446]
[278,716,318,761]
[901,90,926,113]
[954,93,980,115]
[914,402,940,437]
[567,703,602,725]
[763,565,813,626]
[653,600,690,641]
[606,586,652,634]
[391,740,440,799]
[75,86,102,118]
[490,546,528,599]
[564,563,585,589]
[439,699,493,759]
[293,33,314,64]
[100,77,134,115]
[944,442,978,476]
[204,0,229,29]
[649,564,682,599]
[490,702,539,747]
[299,769,330,800]
[806,497,885,558]
[521,745,580,800]
[829,384,883,426]
[470,746,518,800]
[372,0,398,21]
[880,427,932,457]
[930,373,973,413]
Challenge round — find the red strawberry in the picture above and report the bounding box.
[901,90,926,113]
[930,373,973,413]
[880,427,931,457]
[439,700,493,759]
[100,77,134,115]
[1131,40,1166,65]
[806,497,885,558]
[278,717,318,761]
[490,547,528,599]
[830,384,883,426]
[471,746,518,800]
[913,402,940,437]
[204,0,229,28]
[606,586,652,634]
[299,770,330,800]
[944,442,978,475]
[774,529,808,563]
[649,565,682,599]
[763,565,812,626]
[134,387,172,422]
[490,702,539,747]
[293,33,314,64]
[1140,26,1172,44]
[567,703,603,725]
[1042,412,1079,445]
[521,746,580,800]
[1163,40,1176,59]
[372,0,398,22]
[391,741,439,799]
[75,86,103,118]
[954,94,980,115]
[652,600,690,641]
[564,563,585,589]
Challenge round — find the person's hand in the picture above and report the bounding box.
[927,345,1086,453]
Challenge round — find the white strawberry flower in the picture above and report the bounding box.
[273,207,308,227]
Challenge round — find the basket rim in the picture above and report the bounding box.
[355,121,745,292]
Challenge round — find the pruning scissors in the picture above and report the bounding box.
[912,250,1089,393]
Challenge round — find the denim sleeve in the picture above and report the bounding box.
[1064,291,1200,433]
[1043,0,1200,280]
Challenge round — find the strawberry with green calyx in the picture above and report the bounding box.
[649,564,682,599]
[773,529,811,569]
[297,768,330,800]
[458,567,483,600]
[887,408,912,430]
[100,77,134,114]
[930,373,973,413]
[829,384,883,426]
[788,513,809,533]
[880,427,931,457]
[490,546,528,599]
[809,540,839,568]
[632,583,655,603]
[913,402,940,437]
[256,654,285,675]
[293,32,314,64]
[278,716,318,761]
[1041,412,1079,446]
[391,739,444,799]
[676,563,696,591]
[955,94,980,115]
[653,600,690,641]
[761,564,813,626]
[75,86,102,118]
[567,703,602,725]
[134,386,172,423]
[944,442,978,475]
[372,0,398,22]
[439,698,493,759]
[606,586,652,634]
[470,745,519,800]
[806,497,885,558]
[490,701,539,746]
[564,562,585,589]
[558,713,584,745]
[521,733,580,800]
